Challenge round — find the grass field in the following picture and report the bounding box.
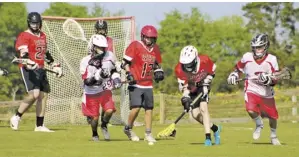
[1,121,298,157]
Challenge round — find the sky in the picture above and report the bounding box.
[26,2,248,29]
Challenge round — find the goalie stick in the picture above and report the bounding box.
[62,18,88,43]
[237,67,292,82]
[11,57,64,77]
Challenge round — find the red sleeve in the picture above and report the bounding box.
[15,32,29,53]
[123,41,138,62]
[175,63,188,84]
[200,55,216,75]
[107,37,115,53]
[154,45,162,64]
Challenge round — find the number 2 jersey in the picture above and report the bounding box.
[123,41,162,88]
[235,52,279,98]
[15,30,47,68]
[80,51,118,95]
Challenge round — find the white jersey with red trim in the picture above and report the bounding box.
[236,52,279,98]
[80,51,117,94]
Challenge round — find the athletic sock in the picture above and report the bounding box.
[254,116,263,127]
[205,133,211,140]
[210,124,218,133]
[36,116,44,127]
[270,128,277,138]
[92,131,98,137]
[16,111,23,118]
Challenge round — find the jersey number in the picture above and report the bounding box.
[102,80,113,90]
[141,63,154,78]
[35,46,46,60]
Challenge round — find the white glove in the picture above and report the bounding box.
[100,68,111,78]
[115,61,122,72]
[25,59,38,70]
[51,63,63,78]
[203,75,213,86]
[227,72,239,85]
[0,68,8,76]
[182,89,190,98]
[111,72,122,89]
[94,69,102,81]
[258,72,272,86]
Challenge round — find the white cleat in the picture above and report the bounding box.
[253,126,263,140]
[34,126,55,132]
[101,127,110,141]
[144,133,157,143]
[124,128,140,141]
[10,115,21,130]
[271,137,281,145]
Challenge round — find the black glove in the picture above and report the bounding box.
[100,68,110,79]
[126,71,136,85]
[84,77,103,86]
[154,69,164,83]
[181,96,192,112]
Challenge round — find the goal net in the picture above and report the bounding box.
[41,16,135,125]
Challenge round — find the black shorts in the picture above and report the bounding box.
[20,67,50,93]
[190,86,210,108]
[128,86,154,110]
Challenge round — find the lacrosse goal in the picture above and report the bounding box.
[41,16,135,125]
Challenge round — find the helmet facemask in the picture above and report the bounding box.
[252,45,267,59]
[95,28,108,37]
[29,22,41,33]
[142,35,157,47]
[182,58,197,72]
[251,34,269,59]
[93,45,106,56]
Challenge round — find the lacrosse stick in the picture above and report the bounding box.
[11,57,64,76]
[62,18,88,43]
[157,71,209,138]
[237,67,292,82]
[156,92,203,138]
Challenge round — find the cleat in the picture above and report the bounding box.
[253,125,263,140]
[271,137,281,145]
[144,133,157,143]
[123,127,139,141]
[101,126,110,141]
[10,115,21,130]
[34,125,55,132]
[214,125,221,145]
[204,139,212,146]
[92,136,99,142]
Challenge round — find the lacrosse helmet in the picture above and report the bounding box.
[91,34,108,56]
[251,34,270,59]
[179,45,199,73]
[141,25,158,47]
[95,20,108,36]
[27,12,42,33]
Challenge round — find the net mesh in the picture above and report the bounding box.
[41,16,135,125]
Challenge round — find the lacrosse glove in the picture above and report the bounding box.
[181,96,192,112]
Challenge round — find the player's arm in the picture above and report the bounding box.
[153,46,164,83]
[175,65,192,112]
[121,42,136,84]
[80,60,102,86]
[202,56,216,86]
[45,50,63,78]
[258,56,279,86]
[15,33,38,70]
[0,68,9,76]
[227,56,246,85]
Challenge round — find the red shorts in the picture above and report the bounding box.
[245,92,278,119]
[81,90,116,117]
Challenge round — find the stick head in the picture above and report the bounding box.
[157,123,176,138]
[62,18,87,41]
[272,67,292,80]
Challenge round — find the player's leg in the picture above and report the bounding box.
[245,92,263,140]
[124,86,142,141]
[82,93,101,141]
[10,68,37,130]
[100,90,116,141]
[199,100,213,146]
[143,88,156,143]
[260,97,281,145]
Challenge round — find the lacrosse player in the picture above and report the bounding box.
[87,20,115,54]
[227,34,281,145]
[10,12,63,132]
[175,45,221,146]
[121,25,164,144]
[80,34,122,141]
[0,68,8,76]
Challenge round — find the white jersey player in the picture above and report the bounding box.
[227,34,281,145]
[79,34,121,141]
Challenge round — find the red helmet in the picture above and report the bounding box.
[141,25,158,38]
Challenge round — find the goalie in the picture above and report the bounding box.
[175,45,221,146]
[80,34,121,141]
[10,12,63,132]
[227,34,281,145]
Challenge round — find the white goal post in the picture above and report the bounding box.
[41,16,136,125]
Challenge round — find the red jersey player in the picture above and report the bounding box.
[87,20,115,54]
[175,45,221,146]
[10,12,63,132]
[121,25,164,144]
[227,34,281,145]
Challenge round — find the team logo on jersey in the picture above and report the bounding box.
[142,54,155,62]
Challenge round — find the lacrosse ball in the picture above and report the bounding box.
[148,142,154,146]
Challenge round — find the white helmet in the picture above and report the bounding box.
[91,34,108,55]
[179,45,198,72]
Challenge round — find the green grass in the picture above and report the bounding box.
[1,121,299,157]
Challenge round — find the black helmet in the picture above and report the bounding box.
[27,12,42,33]
[94,20,108,36]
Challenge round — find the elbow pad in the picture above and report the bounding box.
[45,51,54,65]
[121,59,131,70]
